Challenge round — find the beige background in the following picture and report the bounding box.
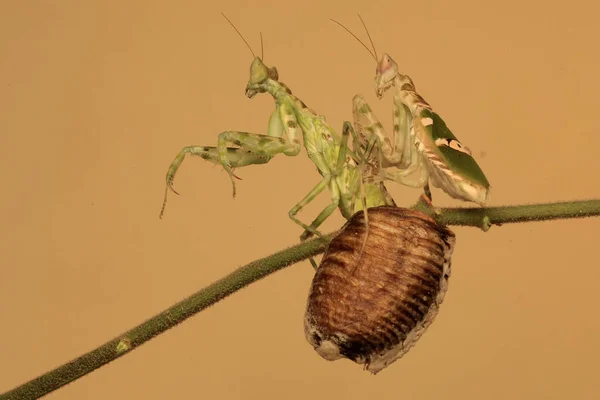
[1,1,599,399]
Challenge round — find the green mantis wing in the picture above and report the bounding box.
[421,109,490,189]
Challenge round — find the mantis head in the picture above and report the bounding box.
[220,14,278,98]
[245,57,279,98]
[375,53,398,99]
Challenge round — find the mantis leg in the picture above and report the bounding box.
[160,106,301,217]
[343,117,380,171]
[383,156,429,188]
[353,94,403,167]
[165,146,272,190]
[298,120,356,243]
[217,104,302,197]
[288,175,338,239]
[341,122,372,267]
[352,94,416,169]
[391,97,414,170]
[424,183,433,203]
[388,98,432,198]
[352,94,431,196]
[298,189,341,270]
[159,145,272,218]
[296,121,357,269]
[297,118,372,242]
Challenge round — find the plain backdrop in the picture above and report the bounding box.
[1,1,599,399]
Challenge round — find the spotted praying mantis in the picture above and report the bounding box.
[331,16,491,207]
[159,14,396,252]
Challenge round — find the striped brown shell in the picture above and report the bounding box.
[304,206,456,373]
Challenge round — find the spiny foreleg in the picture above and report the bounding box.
[353,94,416,169]
[353,94,408,168]
[159,145,272,218]
[218,103,302,197]
[383,153,429,187]
[353,94,433,201]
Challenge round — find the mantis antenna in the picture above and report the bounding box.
[221,12,256,58]
[330,17,377,61]
[260,32,264,61]
[357,14,378,61]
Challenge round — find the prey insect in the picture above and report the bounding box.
[332,16,491,206]
[159,14,396,248]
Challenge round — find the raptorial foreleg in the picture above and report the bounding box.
[352,94,414,168]
[353,94,433,200]
[159,145,272,218]
[217,104,302,197]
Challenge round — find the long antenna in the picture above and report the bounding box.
[357,14,378,61]
[260,32,264,61]
[330,18,376,61]
[221,12,256,58]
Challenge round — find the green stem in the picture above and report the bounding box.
[0,235,333,400]
[2,199,600,400]
[416,198,600,231]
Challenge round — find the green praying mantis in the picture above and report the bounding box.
[160,13,492,253]
[332,16,491,207]
[159,14,396,244]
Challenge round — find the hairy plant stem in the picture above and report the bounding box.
[2,199,599,400]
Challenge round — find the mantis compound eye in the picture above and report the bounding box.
[304,206,455,374]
